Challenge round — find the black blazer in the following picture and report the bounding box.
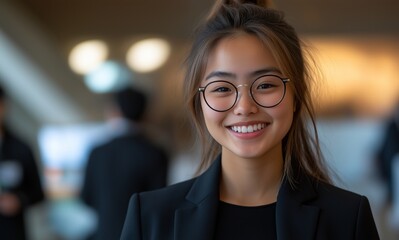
[121,156,379,240]
[81,133,169,240]
[0,128,45,240]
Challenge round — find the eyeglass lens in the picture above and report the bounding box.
[201,75,287,112]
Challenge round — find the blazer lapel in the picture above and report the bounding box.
[276,172,320,240]
[173,156,321,240]
[174,157,221,240]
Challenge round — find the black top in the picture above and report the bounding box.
[214,201,277,240]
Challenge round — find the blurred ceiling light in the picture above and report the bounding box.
[69,40,108,74]
[126,38,171,73]
[306,37,399,116]
[84,61,132,93]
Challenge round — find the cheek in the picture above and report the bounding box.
[201,99,225,129]
[282,87,295,113]
[272,91,295,128]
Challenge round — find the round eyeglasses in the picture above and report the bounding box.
[198,74,290,112]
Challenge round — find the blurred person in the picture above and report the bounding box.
[376,104,399,203]
[376,103,399,232]
[121,1,379,239]
[0,84,45,240]
[80,86,169,240]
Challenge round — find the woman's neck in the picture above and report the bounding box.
[219,149,283,206]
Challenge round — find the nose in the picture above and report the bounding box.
[233,86,258,115]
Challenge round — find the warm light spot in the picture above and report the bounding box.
[304,36,399,117]
[126,38,171,73]
[68,40,108,74]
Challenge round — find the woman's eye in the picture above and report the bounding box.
[257,83,274,89]
[207,82,234,93]
[213,87,231,92]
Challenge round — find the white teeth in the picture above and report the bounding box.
[231,123,266,133]
[248,125,253,132]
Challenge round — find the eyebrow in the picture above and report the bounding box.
[205,71,236,80]
[205,67,282,80]
[252,67,282,76]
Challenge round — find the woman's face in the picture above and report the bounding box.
[200,34,295,161]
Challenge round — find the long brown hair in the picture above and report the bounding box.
[183,0,331,185]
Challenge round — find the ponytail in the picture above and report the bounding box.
[207,0,270,20]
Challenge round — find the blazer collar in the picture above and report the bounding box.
[174,156,221,240]
[174,156,321,240]
[276,166,320,240]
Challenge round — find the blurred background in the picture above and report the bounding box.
[0,0,398,239]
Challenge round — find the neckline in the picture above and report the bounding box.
[219,200,277,208]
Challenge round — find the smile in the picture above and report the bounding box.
[230,123,266,133]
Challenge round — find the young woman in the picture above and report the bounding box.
[121,1,380,239]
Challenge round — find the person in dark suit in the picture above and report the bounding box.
[0,85,45,240]
[376,104,399,232]
[376,104,399,204]
[121,0,379,239]
[80,87,169,240]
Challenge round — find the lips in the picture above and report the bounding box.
[230,123,266,133]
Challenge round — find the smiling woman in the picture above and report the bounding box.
[198,34,295,179]
[120,1,380,239]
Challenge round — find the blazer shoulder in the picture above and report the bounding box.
[122,177,200,240]
[310,180,379,239]
[138,177,197,209]
[310,180,374,218]
[314,180,364,202]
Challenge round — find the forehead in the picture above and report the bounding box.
[204,34,280,79]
